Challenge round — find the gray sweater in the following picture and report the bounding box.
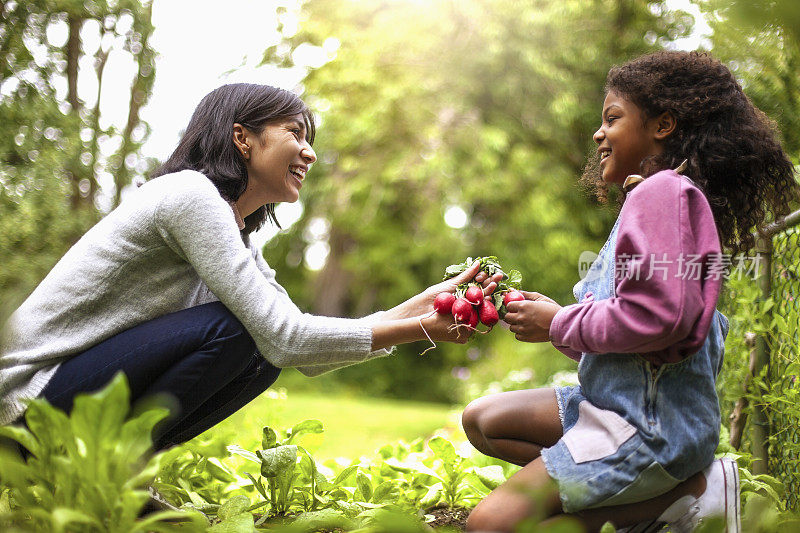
[0,170,390,425]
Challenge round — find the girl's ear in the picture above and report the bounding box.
[654,111,676,140]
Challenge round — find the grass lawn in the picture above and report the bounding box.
[203,387,464,463]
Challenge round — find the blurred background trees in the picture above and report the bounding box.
[0,0,155,314]
[1,0,798,403]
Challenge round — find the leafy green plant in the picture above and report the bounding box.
[154,436,240,515]
[228,419,336,517]
[0,372,207,532]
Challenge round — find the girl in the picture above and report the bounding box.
[462,51,798,532]
[0,83,499,451]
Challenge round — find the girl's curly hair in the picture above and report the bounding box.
[582,50,799,255]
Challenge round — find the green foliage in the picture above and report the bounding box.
[152,417,515,530]
[0,373,208,532]
[698,0,800,162]
[0,0,156,307]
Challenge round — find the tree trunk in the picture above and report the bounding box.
[66,16,84,111]
[113,2,155,205]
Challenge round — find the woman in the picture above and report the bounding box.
[0,83,495,450]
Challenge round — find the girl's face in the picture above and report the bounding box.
[592,91,664,185]
[239,114,317,204]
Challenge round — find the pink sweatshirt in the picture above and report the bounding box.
[549,170,724,365]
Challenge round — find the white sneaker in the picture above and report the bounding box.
[668,457,741,533]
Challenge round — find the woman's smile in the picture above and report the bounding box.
[288,164,307,189]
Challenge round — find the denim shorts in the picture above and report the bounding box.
[540,385,682,513]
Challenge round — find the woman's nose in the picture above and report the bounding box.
[592,127,604,144]
[301,144,317,164]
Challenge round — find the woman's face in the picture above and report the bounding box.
[240,114,317,204]
[592,91,663,185]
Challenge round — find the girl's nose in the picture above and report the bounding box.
[593,127,604,144]
[301,144,317,164]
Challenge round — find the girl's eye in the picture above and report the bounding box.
[606,116,618,124]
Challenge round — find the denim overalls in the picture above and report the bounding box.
[540,190,729,513]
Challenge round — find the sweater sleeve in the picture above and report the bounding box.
[549,171,722,359]
[154,171,390,369]
[248,240,395,375]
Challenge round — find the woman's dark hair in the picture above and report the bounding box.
[582,50,799,255]
[152,83,315,233]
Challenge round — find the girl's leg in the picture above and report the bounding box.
[461,388,563,466]
[466,457,564,532]
[467,458,707,533]
[570,471,706,531]
[39,302,279,448]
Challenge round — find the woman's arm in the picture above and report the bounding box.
[157,172,483,369]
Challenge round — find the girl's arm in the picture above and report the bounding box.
[549,171,723,360]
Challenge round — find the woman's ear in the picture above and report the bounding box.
[232,123,250,159]
[653,111,676,140]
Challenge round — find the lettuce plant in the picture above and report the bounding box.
[0,372,207,532]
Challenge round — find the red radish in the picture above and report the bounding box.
[452,298,474,323]
[478,298,499,326]
[503,290,525,306]
[464,285,484,305]
[434,292,456,314]
[466,307,479,329]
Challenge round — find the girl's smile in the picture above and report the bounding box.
[593,91,665,185]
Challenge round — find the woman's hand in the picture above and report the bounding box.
[418,310,475,344]
[383,260,503,321]
[503,291,562,343]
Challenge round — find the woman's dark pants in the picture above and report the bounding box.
[39,301,280,450]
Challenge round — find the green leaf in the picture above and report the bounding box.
[371,480,396,503]
[51,507,102,532]
[420,482,443,508]
[71,372,130,456]
[334,464,359,485]
[227,444,261,464]
[383,457,415,473]
[205,457,238,483]
[505,269,523,287]
[293,508,354,530]
[207,512,255,533]
[258,445,297,478]
[132,510,209,532]
[471,465,506,489]
[428,436,457,464]
[285,419,324,444]
[0,424,39,457]
[218,494,251,521]
[357,470,373,502]
[261,427,278,449]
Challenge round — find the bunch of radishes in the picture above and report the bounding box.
[434,256,524,331]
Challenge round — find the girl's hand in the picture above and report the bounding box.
[383,261,502,320]
[503,291,562,343]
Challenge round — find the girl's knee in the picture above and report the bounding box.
[466,499,516,533]
[461,397,489,437]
